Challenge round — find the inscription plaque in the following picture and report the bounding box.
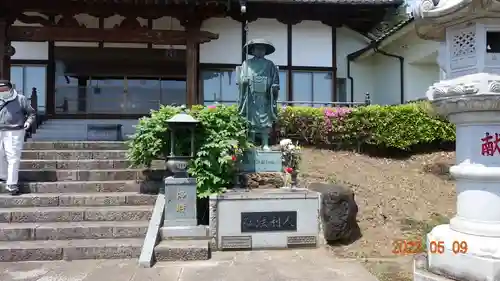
[240,149,282,173]
[241,211,297,233]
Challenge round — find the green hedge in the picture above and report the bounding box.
[127,102,455,196]
[277,102,455,150]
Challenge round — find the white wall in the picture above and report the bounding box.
[372,31,440,103]
[200,17,241,64]
[248,19,287,66]
[292,21,332,67]
[336,27,374,103]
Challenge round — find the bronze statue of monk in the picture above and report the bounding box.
[237,39,280,151]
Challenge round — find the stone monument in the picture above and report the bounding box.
[413,1,500,280]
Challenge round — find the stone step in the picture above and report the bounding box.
[0,238,143,261]
[0,221,148,241]
[0,205,152,223]
[19,159,164,170]
[23,141,128,151]
[21,150,127,160]
[154,240,211,262]
[0,192,156,208]
[18,169,165,182]
[0,181,161,194]
[20,159,132,170]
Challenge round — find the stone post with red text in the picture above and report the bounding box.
[412,0,500,280]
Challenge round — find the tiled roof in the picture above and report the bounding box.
[371,17,414,42]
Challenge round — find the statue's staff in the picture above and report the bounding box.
[240,0,250,138]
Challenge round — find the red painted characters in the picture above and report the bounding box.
[481,132,500,156]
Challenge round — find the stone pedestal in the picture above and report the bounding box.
[209,189,320,251]
[155,177,210,262]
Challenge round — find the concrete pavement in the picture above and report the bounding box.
[0,249,379,281]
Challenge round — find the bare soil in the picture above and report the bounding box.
[300,148,456,281]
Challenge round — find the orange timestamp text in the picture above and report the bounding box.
[392,240,468,255]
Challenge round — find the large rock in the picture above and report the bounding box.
[308,182,360,243]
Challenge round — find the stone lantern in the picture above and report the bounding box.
[165,109,199,178]
[413,0,500,280]
[161,109,208,244]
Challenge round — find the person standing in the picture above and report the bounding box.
[0,80,35,195]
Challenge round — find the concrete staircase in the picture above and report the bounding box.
[0,141,163,262]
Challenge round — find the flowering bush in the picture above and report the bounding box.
[127,104,250,197]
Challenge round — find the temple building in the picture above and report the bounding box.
[0,0,403,139]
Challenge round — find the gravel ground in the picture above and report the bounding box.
[300,148,456,280]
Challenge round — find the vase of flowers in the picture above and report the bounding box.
[280,139,301,189]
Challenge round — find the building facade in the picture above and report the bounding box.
[1,0,402,122]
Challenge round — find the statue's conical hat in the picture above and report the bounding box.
[243,39,275,56]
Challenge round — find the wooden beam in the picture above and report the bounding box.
[8,26,218,45]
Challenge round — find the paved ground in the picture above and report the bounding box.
[0,249,379,281]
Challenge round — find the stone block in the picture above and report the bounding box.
[154,240,210,261]
[0,243,63,262]
[10,209,85,223]
[210,189,320,250]
[240,149,282,173]
[84,206,152,221]
[0,225,33,241]
[0,194,60,208]
[308,182,360,243]
[21,150,127,160]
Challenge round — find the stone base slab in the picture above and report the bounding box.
[154,240,210,261]
[425,224,500,281]
[161,225,209,240]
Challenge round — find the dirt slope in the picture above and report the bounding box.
[300,148,456,280]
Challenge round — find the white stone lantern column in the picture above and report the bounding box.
[413,0,500,280]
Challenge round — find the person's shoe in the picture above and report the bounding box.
[6,185,20,196]
[0,178,6,183]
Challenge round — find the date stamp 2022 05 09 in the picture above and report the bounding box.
[392,240,468,255]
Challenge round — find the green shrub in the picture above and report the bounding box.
[127,104,250,197]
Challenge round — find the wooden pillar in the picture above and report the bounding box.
[0,19,11,81]
[186,23,200,107]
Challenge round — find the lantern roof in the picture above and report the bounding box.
[412,0,500,40]
[166,111,199,124]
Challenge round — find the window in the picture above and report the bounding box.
[487,31,500,53]
[201,70,238,105]
[292,71,331,107]
[10,65,47,113]
[291,71,347,107]
[201,69,288,106]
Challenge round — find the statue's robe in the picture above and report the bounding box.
[237,57,279,132]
